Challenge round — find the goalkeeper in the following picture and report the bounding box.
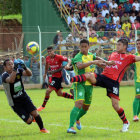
[2,59,49,133]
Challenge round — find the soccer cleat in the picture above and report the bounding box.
[76,120,82,130]
[40,128,50,133]
[133,116,139,122]
[62,69,71,85]
[70,89,74,96]
[67,127,76,134]
[121,122,130,132]
[37,106,45,112]
[32,119,36,122]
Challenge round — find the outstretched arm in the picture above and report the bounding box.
[135,56,140,62]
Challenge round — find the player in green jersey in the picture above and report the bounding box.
[133,39,140,122]
[67,39,113,134]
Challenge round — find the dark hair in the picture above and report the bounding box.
[47,46,53,50]
[117,38,128,48]
[3,59,10,66]
[136,39,140,42]
[80,39,89,45]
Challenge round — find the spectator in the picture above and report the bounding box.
[89,26,96,36]
[82,12,91,25]
[122,20,131,31]
[22,55,31,84]
[115,21,122,31]
[88,0,95,12]
[30,56,40,84]
[104,13,111,24]
[124,0,132,13]
[53,30,62,46]
[124,26,131,38]
[97,12,105,27]
[98,0,108,10]
[113,12,120,24]
[130,12,137,23]
[67,13,78,25]
[110,35,119,49]
[58,36,67,55]
[89,33,98,51]
[132,0,140,11]
[90,12,97,25]
[101,5,109,17]
[132,19,140,30]
[121,12,130,24]
[130,5,138,16]
[74,9,81,24]
[109,0,118,11]
[79,26,87,38]
[119,0,127,3]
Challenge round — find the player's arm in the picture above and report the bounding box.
[96,56,115,66]
[5,71,17,83]
[5,62,18,83]
[44,63,49,77]
[22,68,32,76]
[48,66,64,75]
[76,60,104,70]
[135,56,140,62]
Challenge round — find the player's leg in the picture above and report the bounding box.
[37,87,53,111]
[76,85,93,130]
[54,76,74,99]
[111,97,129,132]
[133,82,140,121]
[56,89,74,99]
[70,72,96,84]
[30,110,50,133]
[67,83,85,134]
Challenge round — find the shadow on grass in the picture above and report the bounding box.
[0,132,40,139]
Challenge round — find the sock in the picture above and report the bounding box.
[42,96,50,107]
[35,115,44,130]
[76,108,87,121]
[69,107,80,128]
[133,97,139,116]
[70,74,86,83]
[117,107,128,124]
[62,92,74,99]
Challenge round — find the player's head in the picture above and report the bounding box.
[116,39,128,53]
[3,59,14,73]
[136,39,140,52]
[80,39,90,55]
[47,46,54,57]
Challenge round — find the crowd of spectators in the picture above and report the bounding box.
[55,0,140,53]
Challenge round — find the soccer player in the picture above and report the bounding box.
[133,39,140,122]
[37,46,74,111]
[2,59,49,133]
[70,38,140,132]
[67,39,113,134]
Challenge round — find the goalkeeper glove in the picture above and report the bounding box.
[17,59,27,70]
[13,60,19,71]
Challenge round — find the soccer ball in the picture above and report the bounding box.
[26,41,39,55]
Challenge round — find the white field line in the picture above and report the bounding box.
[0,118,140,134]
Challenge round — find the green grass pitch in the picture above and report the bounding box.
[0,86,140,140]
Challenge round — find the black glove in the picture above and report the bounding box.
[20,63,27,70]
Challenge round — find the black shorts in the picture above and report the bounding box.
[95,74,120,100]
[49,77,63,92]
[11,95,36,122]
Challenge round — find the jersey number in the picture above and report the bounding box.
[113,87,118,95]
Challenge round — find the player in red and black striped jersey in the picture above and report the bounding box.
[70,39,140,132]
[37,46,73,111]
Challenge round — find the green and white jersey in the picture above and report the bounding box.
[134,52,140,83]
[72,52,96,85]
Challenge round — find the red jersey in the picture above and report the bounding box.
[46,54,68,78]
[102,52,136,83]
